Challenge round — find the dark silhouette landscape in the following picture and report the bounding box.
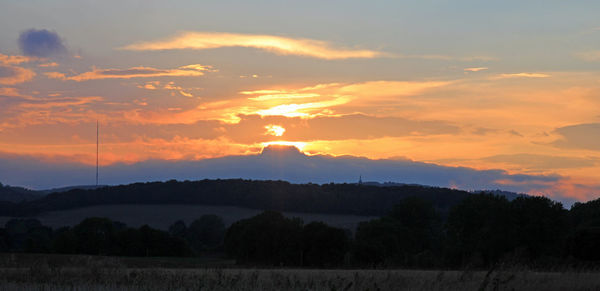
[3,1,600,289]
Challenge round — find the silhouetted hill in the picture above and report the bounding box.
[0,183,107,203]
[0,179,471,217]
[38,185,107,194]
[360,181,526,201]
[475,189,526,201]
[0,183,42,202]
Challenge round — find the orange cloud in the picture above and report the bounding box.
[493,72,551,79]
[46,64,213,81]
[121,32,383,60]
[18,96,103,109]
[336,80,452,98]
[247,93,321,101]
[0,53,37,65]
[0,87,22,97]
[255,96,351,117]
[137,81,159,90]
[38,62,59,67]
[179,91,193,97]
[464,67,488,72]
[121,80,453,126]
[0,136,258,166]
[0,65,36,85]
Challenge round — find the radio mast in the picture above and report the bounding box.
[96,120,99,187]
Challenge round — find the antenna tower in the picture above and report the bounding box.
[96,120,99,186]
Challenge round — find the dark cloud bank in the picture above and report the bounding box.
[553,123,600,151]
[0,145,564,200]
[18,29,67,57]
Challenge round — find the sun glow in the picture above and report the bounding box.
[261,141,308,151]
[265,124,286,136]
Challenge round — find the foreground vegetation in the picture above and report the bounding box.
[4,193,600,269]
[1,254,600,291]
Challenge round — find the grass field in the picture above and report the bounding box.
[0,204,375,231]
[1,254,600,290]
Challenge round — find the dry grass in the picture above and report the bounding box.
[1,254,600,290]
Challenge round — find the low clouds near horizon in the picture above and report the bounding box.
[0,146,580,207]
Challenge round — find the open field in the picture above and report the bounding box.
[0,204,375,231]
[1,254,600,291]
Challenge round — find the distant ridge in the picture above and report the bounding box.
[0,183,43,203]
[38,185,107,195]
[359,181,527,201]
[0,179,528,207]
[0,184,105,203]
[0,179,475,217]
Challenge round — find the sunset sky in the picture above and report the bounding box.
[1,1,600,202]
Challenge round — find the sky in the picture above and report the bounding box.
[1,0,600,202]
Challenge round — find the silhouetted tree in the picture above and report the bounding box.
[353,197,442,267]
[301,221,348,267]
[72,217,120,255]
[169,220,187,238]
[444,194,513,267]
[568,227,600,261]
[52,226,78,254]
[225,211,303,265]
[567,198,600,261]
[570,198,600,228]
[510,196,568,259]
[5,219,52,252]
[0,228,8,251]
[187,215,225,252]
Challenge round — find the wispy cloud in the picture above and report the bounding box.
[409,55,496,62]
[576,51,600,62]
[18,96,103,109]
[492,72,551,79]
[121,31,384,60]
[38,62,59,67]
[46,64,213,81]
[464,67,488,72]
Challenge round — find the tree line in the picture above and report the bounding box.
[2,193,600,268]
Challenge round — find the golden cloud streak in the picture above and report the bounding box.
[121,32,383,60]
[248,93,321,101]
[18,96,103,109]
[493,72,551,79]
[464,67,488,72]
[122,80,453,126]
[255,96,351,117]
[46,64,212,81]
